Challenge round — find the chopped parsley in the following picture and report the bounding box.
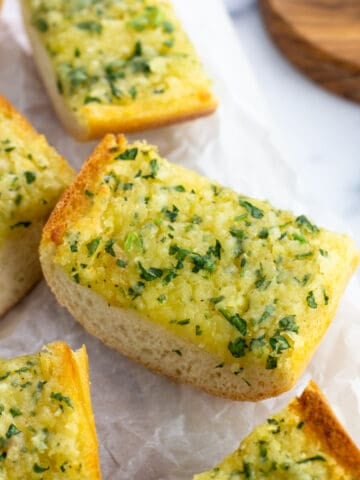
[306,291,317,309]
[163,205,179,222]
[6,423,21,439]
[50,392,73,408]
[278,315,299,333]
[105,239,116,257]
[116,148,138,161]
[24,171,36,184]
[86,237,101,257]
[239,199,264,219]
[228,337,247,358]
[296,215,319,233]
[143,159,159,179]
[76,21,102,34]
[296,455,326,464]
[138,262,163,281]
[33,463,50,473]
[219,308,247,335]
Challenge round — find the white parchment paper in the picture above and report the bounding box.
[0,1,359,479]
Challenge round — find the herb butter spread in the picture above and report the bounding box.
[193,399,351,479]
[0,106,73,243]
[52,139,359,370]
[0,344,95,479]
[26,0,215,120]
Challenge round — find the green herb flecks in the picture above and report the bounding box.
[239,199,264,219]
[24,171,36,184]
[34,17,48,32]
[296,455,326,464]
[33,463,50,473]
[86,237,101,257]
[163,205,179,222]
[296,215,319,233]
[258,304,275,324]
[124,232,143,252]
[105,239,116,257]
[306,291,317,309]
[128,282,145,299]
[269,335,290,354]
[228,337,247,358]
[266,356,278,370]
[76,21,102,34]
[116,148,138,161]
[6,424,21,439]
[210,295,225,304]
[278,315,299,333]
[138,262,163,281]
[143,159,159,179]
[116,259,128,268]
[50,392,73,408]
[9,407,22,417]
[219,309,247,335]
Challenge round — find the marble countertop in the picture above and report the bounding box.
[229,3,360,243]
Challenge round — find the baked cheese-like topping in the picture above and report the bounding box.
[193,402,350,479]
[52,140,358,370]
[0,108,73,243]
[0,349,82,478]
[27,0,214,116]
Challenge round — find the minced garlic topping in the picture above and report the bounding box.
[27,0,212,114]
[0,351,81,479]
[52,141,351,369]
[0,110,72,243]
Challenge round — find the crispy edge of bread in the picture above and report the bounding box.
[40,342,101,479]
[40,134,360,401]
[0,95,73,317]
[293,380,360,477]
[21,2,218,141]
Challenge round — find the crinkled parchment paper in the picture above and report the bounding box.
[0,1,359,479]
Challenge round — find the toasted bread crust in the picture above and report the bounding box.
[42,134,125,246]
[83,99,218,141]
[0,95,40,137]
[295,381,360,476]
[42,342,101,479]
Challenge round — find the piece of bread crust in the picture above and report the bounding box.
[193,381,360,479]
[295,381,360,477]
[0,95,74,317]
[21,1,218,141]
[0,342,101,479]
[40,134,359,401]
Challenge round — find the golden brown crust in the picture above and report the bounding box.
[0,94,73,180]
[294,381,360,476]
[42,134,126,245]
[82,95,218,141]
[0,95,38,136]
[42,342,101,479]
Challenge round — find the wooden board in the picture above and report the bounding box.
[259,0,360,103]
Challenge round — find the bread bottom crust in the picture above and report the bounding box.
[0,222,44,317]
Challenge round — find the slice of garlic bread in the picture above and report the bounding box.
[21,0,218,141]
[0,342,101,479]
[0,96,74,317]
[40,134,359,400]
[193,381,360,479]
